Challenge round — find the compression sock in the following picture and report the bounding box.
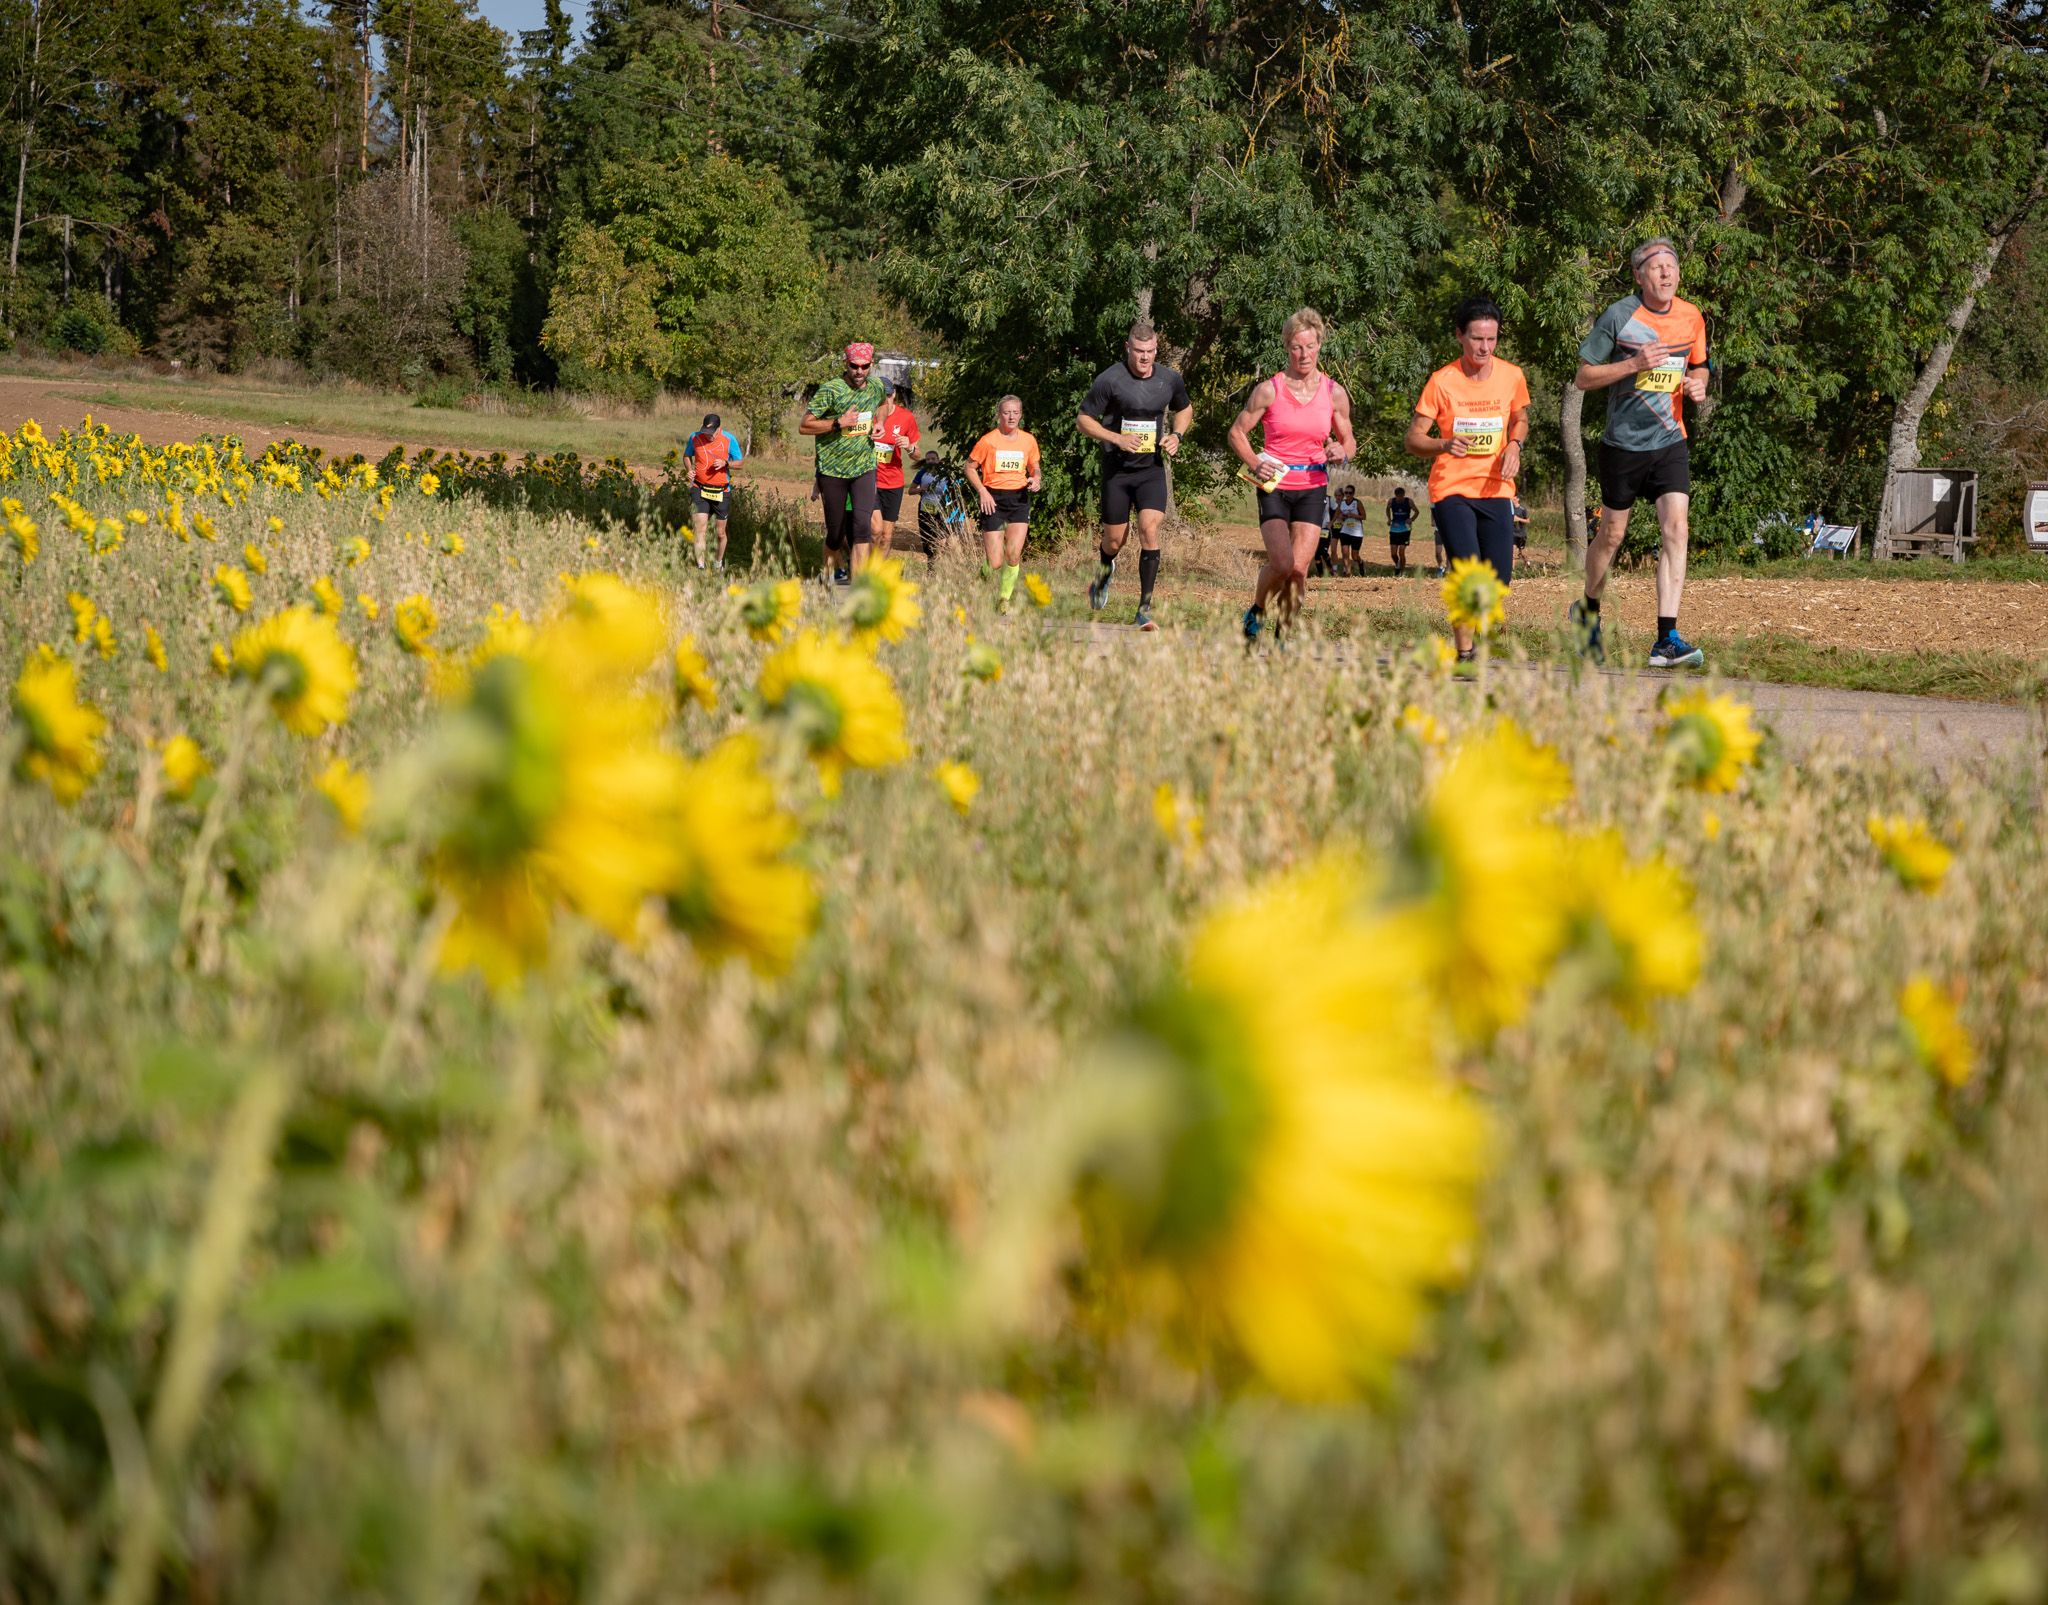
[1656,614,1677,639]
[1582,595,1601,614]
[1097,545,1116,576]
[1138,548,1161,603]
[999,564,1021,602]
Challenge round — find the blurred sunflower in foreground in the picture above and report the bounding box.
[414,613,685,986]
[1441,557,1507,636]
[666,732,815,972]
[10,653,105,804]
[841,558,922,649]
[230,606,359,737]
[1866,813,1952,893]
[1077,854,1488,1400]
[738,577,803,644]
[757,629,908,797]
[1660,688,1760,793]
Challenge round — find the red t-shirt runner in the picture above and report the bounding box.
[873,407,920,491]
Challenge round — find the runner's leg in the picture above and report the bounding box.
[1135,505,1165,615]
[715,514,730,566]
[1252,519,1292,614]
[1653,491,1691,620]
[692,508,710,566]
[1281,522,1320,620]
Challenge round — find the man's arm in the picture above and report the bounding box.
[1163,403,1194,458]
[1077,411,1146,451]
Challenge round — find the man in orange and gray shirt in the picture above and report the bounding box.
[1571,236,1710,669]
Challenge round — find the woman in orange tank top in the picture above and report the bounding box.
[1227,308,1357,644]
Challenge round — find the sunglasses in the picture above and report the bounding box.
[847,361,872,371]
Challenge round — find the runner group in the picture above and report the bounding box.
[688,234,1711,669]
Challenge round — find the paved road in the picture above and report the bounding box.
[1062,622,2044,771]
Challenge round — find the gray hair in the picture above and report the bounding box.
[1631,237,1679,273]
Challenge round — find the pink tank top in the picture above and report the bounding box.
[1261,372,1333,488]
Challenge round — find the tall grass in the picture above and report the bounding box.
[3,426,2047,1602]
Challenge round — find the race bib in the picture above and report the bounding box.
[1636,357,1685,394]
[994,449,1026,476]
[1454,415,1504,453]
[1124,417,1159,454]
[855,410,874,430]
[875,442,895,463]
[699,486,724,504]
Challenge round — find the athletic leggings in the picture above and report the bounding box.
[820,470,878,554]
[1432,495,1515,586]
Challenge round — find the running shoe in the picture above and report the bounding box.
[1568,599,1606,665]
[833,566,851,587]
[1241,606,1263,644]
[1456,646,1477,664]
[1648,631,1705,670]
[996,594,1013,616]
[1135,601,1157,632]
[1088,559,1115,611]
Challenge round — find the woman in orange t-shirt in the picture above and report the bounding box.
[963,394,1042,613]
[1404,293,1531,660]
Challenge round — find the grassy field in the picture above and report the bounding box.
[4,417,2048,1600]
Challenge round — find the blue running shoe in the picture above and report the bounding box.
[1242,606,1263,644]
[1088,559,1114,611]
[1649,631,1705,669]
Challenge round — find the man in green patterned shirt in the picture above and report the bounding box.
[800,340,889,583]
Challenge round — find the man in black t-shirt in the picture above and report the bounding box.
[1078,321,1194,631]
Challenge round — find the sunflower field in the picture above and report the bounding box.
[5,418,2048,1603]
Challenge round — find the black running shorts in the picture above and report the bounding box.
[876,484,905,522]
[1598,440,1690,510]
[980,487,1032,533]
[1256,484,1327,527]
[1433,495,1515,587]
[1101,462,1169,525]
[690,482,730,516]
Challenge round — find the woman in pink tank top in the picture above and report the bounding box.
[1228,308,1358,643]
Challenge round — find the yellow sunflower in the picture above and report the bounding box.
[11,654,106,804]
[230,606,359,736]
[1398,703,1447,749]
[310,575,344,617]
[961,640,1003,683]
[666,732,816,972]
[1086,853,1488,1400]
[1866,812,1952,894]
[1152,780,1203,848]
[756,629,909,797]
[242,542,268,575]
[314,756,370,835]
[1440,557,1508,636]
[144,623,168,672]
[934,759,980,815]
[674,634,717,712]
[424,629,686,986]
[1659,689,1761,794]
[1023,572,1053,608]
[212,564,253,613]
[739,577,804,644]
[393,593,439,655]
[1899,974,1974,1088]
[1400,719,1574,1041]
[551,571,667,675]
[3,496,37,563]
[841,559,922,648]
[158,733,210,801]
[1558,831,1702,1023]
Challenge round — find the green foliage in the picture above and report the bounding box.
[590,153,825,425]
[453,209,532,384]
[540,223,671,403]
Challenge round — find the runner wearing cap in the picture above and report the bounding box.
[1079,320,1193,631]
[685,412,745,569]
[869,383,921,561]
[1227,307,1357,642]
[1405,292,1531,662]
[1571,236,1711,669]
[799,341,888,584]
[962,395,1042,613]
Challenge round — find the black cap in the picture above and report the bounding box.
[701,413,720,431]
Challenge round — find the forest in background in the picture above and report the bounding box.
[4,0,2048,550]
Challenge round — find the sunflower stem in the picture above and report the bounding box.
[175,685,263,957]
[372,890,458,1085]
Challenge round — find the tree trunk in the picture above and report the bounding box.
[1561,376,1588,569]
[1873,227,2011,557]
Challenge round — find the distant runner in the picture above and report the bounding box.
[963,395,1042,613]
[1572,236,1711,668]
[1227,308,1357,643]
[1512,497,1531,558]
[685,412,744,570]
[870,383,921,561]
[799,341,887,585]
[1387,483,1418,576]
[1404,293,1530,662]
[1332,482,1366,576]
[1080,321,1193,631]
